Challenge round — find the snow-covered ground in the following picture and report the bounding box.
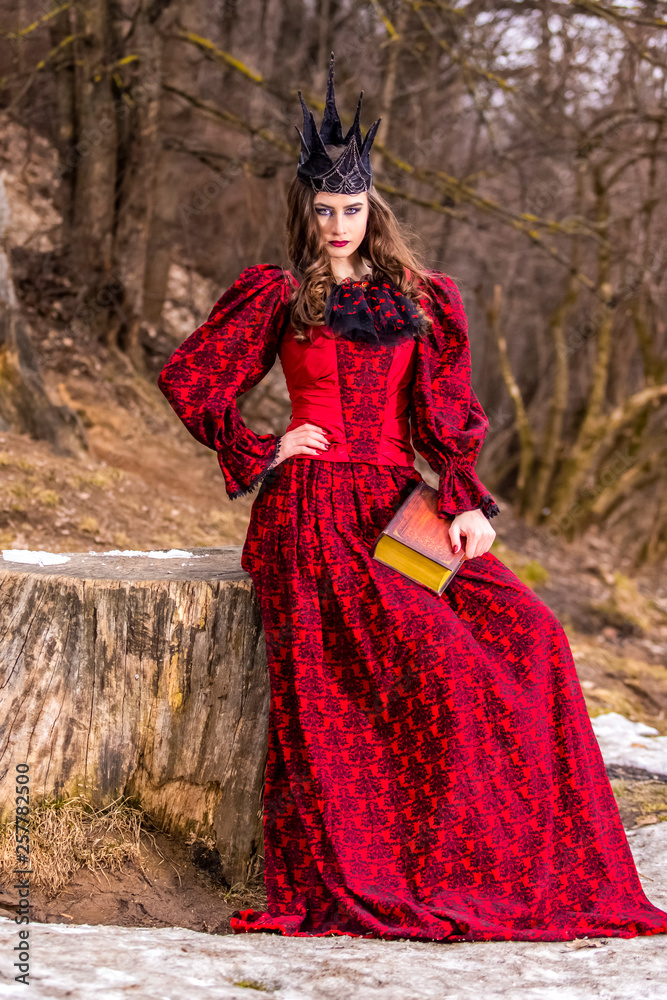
[1,548,200,564]
[0,824,665,1000]
[591,713,667,778]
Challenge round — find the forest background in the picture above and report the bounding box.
[1,0,666,566]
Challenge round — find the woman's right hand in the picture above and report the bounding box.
[274,423,331,466]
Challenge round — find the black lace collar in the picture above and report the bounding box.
[323,273,426,346]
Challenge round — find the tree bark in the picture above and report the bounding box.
[112,0,169,371]
[0,177,87,455]
[70,0,118,281]
[49,2,77,239]
[0,546,270,886]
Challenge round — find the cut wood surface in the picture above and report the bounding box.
[0,546,270,884]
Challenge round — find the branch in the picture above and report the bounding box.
[571,0,667,30]
[0,32,79,107]
[405,0,517,92]
[480,282,534,496]
[162,83,296,157]
[600,384,667,448]
[163,83,467,220]
[168,32,633,300]
[2,3,71,41]
[571,0,667,71]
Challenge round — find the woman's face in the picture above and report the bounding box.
[313,191,369,264]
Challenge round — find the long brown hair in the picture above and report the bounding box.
[284,150,437,343]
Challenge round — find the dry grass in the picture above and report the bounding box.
[66,468,126,491]
[0,794,267,914]
[0,793,146,898]
[222,852,267,912]
[490,539,550,589]
[185,829,267,911]
[588,571,659,637]
[609,779,667,829]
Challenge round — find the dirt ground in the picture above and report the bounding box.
[0,821,259,936]
[1,359,667,935]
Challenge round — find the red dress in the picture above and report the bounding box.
[157,263,667,941]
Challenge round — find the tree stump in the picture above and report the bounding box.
[0,546,270,885]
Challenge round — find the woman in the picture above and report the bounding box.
[157,53,667,942]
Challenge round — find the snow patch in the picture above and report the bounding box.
[592,711,667,777]
[1,549,71,565]
[1,548,205,565]
[96,548,200,558]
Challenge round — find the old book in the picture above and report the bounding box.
[370,481,465,594]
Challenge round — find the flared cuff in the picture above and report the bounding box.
[437,460,500,521]
[219,433,283,500]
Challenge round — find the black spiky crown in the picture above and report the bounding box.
[295,51,382,195]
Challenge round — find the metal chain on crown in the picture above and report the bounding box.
[315,167,368,195]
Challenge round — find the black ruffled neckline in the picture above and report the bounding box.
[323,273,426,346]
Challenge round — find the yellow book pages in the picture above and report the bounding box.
[374,535,453,593]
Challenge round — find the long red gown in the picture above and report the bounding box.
[157,262,667,941]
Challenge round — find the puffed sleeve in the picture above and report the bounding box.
[157,263,296,500]
[409,269,500,520]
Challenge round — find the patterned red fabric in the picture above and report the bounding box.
[157,263,667,941]
[157,265,297,499]
[156,263,499,516]
[410,270,499,521]
[279,328,417,466]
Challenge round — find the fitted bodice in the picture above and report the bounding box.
[157,260,500,517]
[279,323,417,467]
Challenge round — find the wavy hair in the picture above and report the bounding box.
[284,147,438,343]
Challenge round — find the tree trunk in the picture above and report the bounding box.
[112,0,168,371]
[50,2,77,239]
[0,547,270,886]
[0,177,87,455]
[70,0,118,281]
[141,156,182,327]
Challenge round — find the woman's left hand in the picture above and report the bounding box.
[449,509,496,560]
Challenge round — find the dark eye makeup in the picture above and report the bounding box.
[316,207,361,216]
